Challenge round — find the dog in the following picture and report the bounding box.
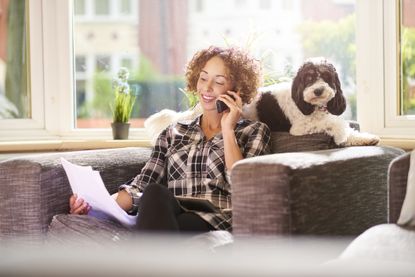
[144,103,203,145]
[242,58,380,146]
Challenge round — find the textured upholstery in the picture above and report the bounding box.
[270,121,359,153]
[388,153,410,223]
[0,147,151,241]
[0,132,405,242]
[270,132,338,153]
[231,146,405,236]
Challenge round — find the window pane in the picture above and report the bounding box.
[73,0,356,129]
[74,0,85,15]
[0,0,30,119]
[400,0,415,115]
[120,0,131,15]
[95,0,109,15]
[75,55,86,72]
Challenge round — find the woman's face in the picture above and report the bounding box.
[196,56,233,112]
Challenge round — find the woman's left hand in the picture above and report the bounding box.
[218,90,242,132]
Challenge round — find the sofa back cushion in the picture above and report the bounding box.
[270,132,338,153]
[270,121,360,154]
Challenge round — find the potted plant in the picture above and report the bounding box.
[110,67,136,139]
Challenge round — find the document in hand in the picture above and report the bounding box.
[60,158,137,227]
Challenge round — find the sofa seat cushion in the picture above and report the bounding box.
[48,214,233,249]
[340,224,415,263]
[48,214,131,244]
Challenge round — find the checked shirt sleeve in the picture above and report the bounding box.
[119,127,170,213]
[243,121,271,158]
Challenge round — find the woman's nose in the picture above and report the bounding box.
[203,80,213,91]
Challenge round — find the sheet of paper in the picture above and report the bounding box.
[61,158,137,227]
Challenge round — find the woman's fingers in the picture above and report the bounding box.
[69,194,77,208]
[71,201,89,214]
[69,195,89,214]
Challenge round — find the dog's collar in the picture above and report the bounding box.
[316,105,328,112]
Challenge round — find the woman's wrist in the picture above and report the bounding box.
[221,127,236,137]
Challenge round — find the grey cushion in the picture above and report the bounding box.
[48,214,131,245]
[232,146,405,236]
[48,214,234,249]
[0,147,152,241]
[270,121,360,154]
[271,132,338,153]
[389,153,411,223]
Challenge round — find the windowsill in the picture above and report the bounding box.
[378,138,415,152]
[0,139,152,153]
[0,137,413,155]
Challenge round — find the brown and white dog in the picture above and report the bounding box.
[242,58,380,146]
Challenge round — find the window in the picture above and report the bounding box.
[94,0,109,15]
[120,0,131,16]
[0,0,30,119]
[74,0,85,15]
[2,0,413,143]
[73,0,357,132]
[399,0,415,116]
[75,56,86,72]
[357,0,415,139]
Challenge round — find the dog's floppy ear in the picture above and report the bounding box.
[291,64,314,115]
[327,67,346,115]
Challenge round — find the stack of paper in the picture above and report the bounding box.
[61,158,137,227]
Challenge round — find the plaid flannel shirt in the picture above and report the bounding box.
[120,115,271,231]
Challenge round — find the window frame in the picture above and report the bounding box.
[357,0,415,140]
[0,0,44,134]
[1,0,414,143]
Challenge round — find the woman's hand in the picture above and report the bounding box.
[218,90,244,169]
[69,194,91,215]
[218,90,242,132]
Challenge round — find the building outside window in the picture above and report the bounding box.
[73,0,357,130]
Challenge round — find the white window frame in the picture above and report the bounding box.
[0,0,147,141]
[357,0,415,140]
[2,0,413,143]
[0,0,45,134]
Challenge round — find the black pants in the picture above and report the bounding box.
[135,183,214,233]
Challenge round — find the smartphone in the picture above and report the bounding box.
[216,93,236,113]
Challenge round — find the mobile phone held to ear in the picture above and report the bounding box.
[216,93,235,113]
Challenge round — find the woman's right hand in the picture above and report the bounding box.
[69,194,91,215]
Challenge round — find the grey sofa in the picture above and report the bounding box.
[0,133,405,242]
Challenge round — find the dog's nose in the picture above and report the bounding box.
[314,87,324,96]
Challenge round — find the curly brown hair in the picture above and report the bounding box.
[184,46,262,104]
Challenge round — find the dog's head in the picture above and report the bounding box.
[291,58,346,116]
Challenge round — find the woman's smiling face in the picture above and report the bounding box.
[196,56,233,112]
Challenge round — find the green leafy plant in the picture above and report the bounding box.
[111,68,136,123]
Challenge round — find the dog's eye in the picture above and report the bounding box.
[305,75,313,83]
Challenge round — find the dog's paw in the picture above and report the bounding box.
[345,132,380,146]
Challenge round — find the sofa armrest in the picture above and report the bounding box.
[231,146,404,236]
[0,147,151,241]
[388,153,410,223]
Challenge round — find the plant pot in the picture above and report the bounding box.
[111,122,130,140]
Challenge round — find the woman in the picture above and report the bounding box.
[70,46,271,233]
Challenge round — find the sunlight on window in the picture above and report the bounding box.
[400,0,415,115]
[0,0,30,119]
[73,0,356,129]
